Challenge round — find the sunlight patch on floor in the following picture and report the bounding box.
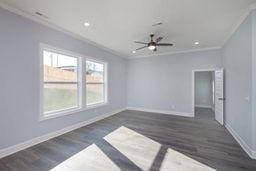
[50,126,216,171]
[104,126,161,170]
[159,148,216,171]
[50,144,121,171]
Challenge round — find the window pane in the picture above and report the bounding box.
[44,83,78,112]
[86,60,104,83]
[43,50,79,113]
[86,83,104,105]
[86,60,105,105]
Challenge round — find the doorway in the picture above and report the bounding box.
[192,69,224,125]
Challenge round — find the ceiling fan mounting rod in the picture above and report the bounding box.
[150,34,154,42]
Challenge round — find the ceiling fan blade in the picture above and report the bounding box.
[156,37,163,43]
[156,43,173,46]
[134,41,148,45]
[136,46,148,51]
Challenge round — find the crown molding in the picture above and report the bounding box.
[128,46,222,59]
[129,3,256,60]
[250,3,256,11]
[0,2,127,59]
[222,3,256,46]
[1,2,256,60]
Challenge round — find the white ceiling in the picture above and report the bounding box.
[1,0,256,58]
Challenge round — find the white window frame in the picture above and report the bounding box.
[39,43,109,121]
[39,44,83,121]
[85,58,108,108]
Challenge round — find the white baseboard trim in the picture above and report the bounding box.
[0,108,125,159]
[195,105,212,109]
[126,107,193,117]
[225,124,256,159]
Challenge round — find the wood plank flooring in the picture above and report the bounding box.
[0,108,256,171]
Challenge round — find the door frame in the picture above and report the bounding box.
[191,68,223,117]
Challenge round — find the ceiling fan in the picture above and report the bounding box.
[134,34,173,52]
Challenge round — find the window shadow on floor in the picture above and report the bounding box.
[1,110,256,171]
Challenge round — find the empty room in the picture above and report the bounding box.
[0,0,256,170]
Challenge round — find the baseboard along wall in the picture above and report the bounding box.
[195,104,212,108]
[0,108,126,159]
[1,107,255,160]
[126,107,193,117]
[225,124,256,159]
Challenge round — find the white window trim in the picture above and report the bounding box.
[39,43,109,121]
[85,58,108,107]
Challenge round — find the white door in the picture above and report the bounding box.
[215,69,224,125]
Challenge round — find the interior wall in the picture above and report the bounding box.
[195,71,213,108]
[0,7,127,150]
[127,50,222,115]
[222,11,253,149]
[1,2,256,157]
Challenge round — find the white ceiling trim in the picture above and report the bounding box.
[130,2,256,60]
[0,2,127,58]
[128,46,222,59]
[1,2,256,59]
[251,2,256,9]
[222,3,256,46]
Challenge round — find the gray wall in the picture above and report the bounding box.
[195,71,213,108]
[127,50,222,115]
[222,12,253,149]
[1,4,256,155]
[0,7,127,150]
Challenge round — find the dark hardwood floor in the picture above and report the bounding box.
[1,108,256,171]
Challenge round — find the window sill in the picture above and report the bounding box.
[39,102,109,122]
[86,102,109,110]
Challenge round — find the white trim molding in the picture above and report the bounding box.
[126,107,193,117]
[1,2,256,60]
[0,2,126,59]
[222,3,256,46]
[225,124,256,159]
[192,68,222,117]
[129,47,221,59]
[0,108,126,159]
[195,105,212,109]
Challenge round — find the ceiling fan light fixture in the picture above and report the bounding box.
[148,45,156,50]
[84,22,90,27]
[134,34,173,52]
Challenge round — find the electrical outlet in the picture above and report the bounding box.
[171,105,176,109]
[245,96,250,102]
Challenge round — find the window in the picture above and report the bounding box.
[41,46,81,117]
[40,44,108,120]
[86,60,107,106]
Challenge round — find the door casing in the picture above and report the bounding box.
[192,68,224,125]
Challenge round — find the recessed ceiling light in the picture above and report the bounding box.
[194,42,199,45]
[84,22,90,27]
[132,51,136,54]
